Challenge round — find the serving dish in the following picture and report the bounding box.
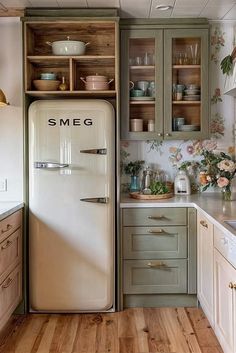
[130,97,155,101]
[178,124,200,131]
[33,79,61,91]
[46,36,90,56]
[130,192,173,200]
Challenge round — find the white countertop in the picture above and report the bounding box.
[0,201,24,221]
[120,193,236,240]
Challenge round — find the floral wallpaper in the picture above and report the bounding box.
[121,23,236,192]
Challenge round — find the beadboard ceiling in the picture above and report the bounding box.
[0,0,236,19]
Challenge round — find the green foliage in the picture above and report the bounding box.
[220,55,233,75]
[124,160,145,176]
[149,181,169,195]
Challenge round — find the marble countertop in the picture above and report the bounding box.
[120,193,236,240]
[0,201,24,221]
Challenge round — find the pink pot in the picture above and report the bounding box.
[80,76,114,90]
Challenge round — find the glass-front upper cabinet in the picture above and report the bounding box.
[164,29,209,139]
[121,30,163,140]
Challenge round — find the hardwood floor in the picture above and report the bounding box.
[0,308,223,353]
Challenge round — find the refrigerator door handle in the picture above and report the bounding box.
[80,197,109,204]
[34,162,69,169]
[80,148,107,155]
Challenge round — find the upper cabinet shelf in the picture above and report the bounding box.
[121,25,209,140]
[24,20,118,96]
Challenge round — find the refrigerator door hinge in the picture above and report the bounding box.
[80,148,107,155]
[80,197,109,204]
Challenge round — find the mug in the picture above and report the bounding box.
[129,81,134,90]
[130,119,143,132]
[136,80,149,95]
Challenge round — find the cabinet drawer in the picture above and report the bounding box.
[214,226,230,258]
[0,229,22,283]
[0,264,22,328]
[123,226,187,259]
[123,259,187,294]
[0,210,22,243]
[123,208,186,226]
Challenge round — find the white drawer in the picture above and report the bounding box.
[214,226,236,268]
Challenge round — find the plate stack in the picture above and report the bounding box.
[183,84,200,101]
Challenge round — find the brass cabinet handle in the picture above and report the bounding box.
[1,240,13,250]
[233,283,236,289]
[148,215,167,220]
[1,224,13,234]
[148,229,173,236]
[157,133,163,137]
[147,261,166,268]
[165,133,171,137]
[2,277,13,289]
[229,282,234,289]
[200,220,208,228]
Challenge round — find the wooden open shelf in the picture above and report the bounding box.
[26,90,117,97]
[24,20,118,97]
[129,101,155,105]
[129,65,155,70]
[173,65,201,69]
[173,101,201,104]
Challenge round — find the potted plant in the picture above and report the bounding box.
[199,150,236,200]
[124,160,145,192]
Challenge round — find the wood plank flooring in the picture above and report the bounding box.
[0,308,223,353]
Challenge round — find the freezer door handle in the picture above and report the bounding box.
[80,197,109,204]
[34,162,69,169]
[80,148,107,155]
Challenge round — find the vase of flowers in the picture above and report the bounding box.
[199,150,236,200]
[124,160,145,192]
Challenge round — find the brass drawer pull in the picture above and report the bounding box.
[200,220,208,228]
[1,240,13,250]
[229,282,234,289]
[233,283,236,289]
[147,261,166,268]
[2,277,13,289]
[148,229,173,236]
[148,215,167,220]
[1,224,13,234]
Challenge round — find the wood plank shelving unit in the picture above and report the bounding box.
[24,20,119,97]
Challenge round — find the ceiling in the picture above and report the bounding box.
[0,0,236,20]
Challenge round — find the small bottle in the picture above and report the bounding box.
[59,76,68,91]
[174,170,191,195]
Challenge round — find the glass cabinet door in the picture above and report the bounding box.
[121,30,163,140]
[164,29,209,140]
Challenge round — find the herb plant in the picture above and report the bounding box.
[124,160,145,176]
[149,181,169,195]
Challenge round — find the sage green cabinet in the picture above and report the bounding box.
[120,207,197,308]
[121,23,209,140]
[123,259,187,294]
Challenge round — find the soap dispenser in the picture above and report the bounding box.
[174,170,191,195]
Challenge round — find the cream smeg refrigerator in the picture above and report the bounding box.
[28,100,115,312]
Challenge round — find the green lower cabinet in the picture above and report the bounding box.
[120,207,197,308]
[123,259,187,294]
[123,226,187,259]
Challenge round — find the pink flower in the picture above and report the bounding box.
[215,88,221,97]
[217,177,229,188]
[187,145,194,155]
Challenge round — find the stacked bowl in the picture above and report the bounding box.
[183,84,200,101]
[33,73,60,91]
